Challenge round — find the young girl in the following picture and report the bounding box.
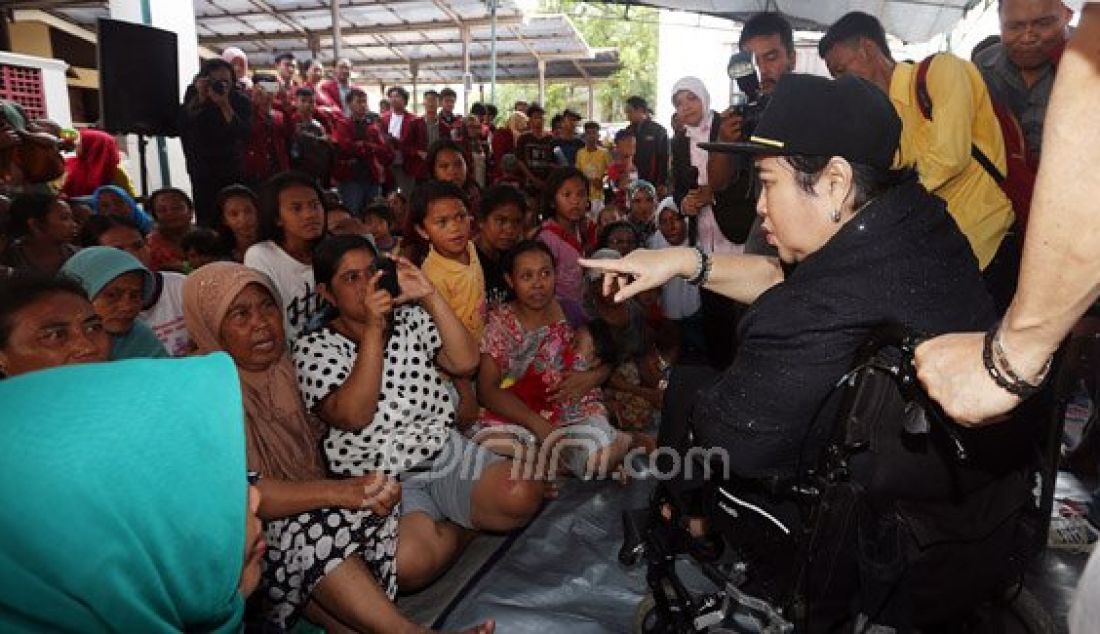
[146,187,194,272]
[213,184,260,262]
[59,246,168,360]
[244,171,328,342]
[649,196,704,355]
[428,139,481,221]
[363,201,401,256]
[626,180,657,243]
[536,167,597,326]
[91,185,154,234]
[477,240,634,479]
[294,234,543,595]
[413,180,486,427]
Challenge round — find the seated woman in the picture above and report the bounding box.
[213,184,260,261]
[83,215,191,357]
[145,187,195,272]
[0,272,110,377]
[0,352,262,631]
[293,235,545,593]
[582,75,1031,628]
[183,262,489,633]
[92,184,154,234]
[60,128,136,198]
[475,240,635,478]
[0,192,79,274]
[59,246,168,360]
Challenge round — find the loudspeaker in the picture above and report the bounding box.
[97,18,180,137]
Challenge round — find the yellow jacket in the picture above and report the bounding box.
[889,55,1014,269]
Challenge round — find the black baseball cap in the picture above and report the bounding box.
[702,73,901,170]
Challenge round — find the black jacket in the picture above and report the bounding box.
[693,177,997,478]
[670,111,757,245]
[178,87,252,183]
[629,118,669,189]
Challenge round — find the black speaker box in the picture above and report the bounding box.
[97,18,180,137]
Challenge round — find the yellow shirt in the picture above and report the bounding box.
[576,146,611,201]
[422,242,486,340]
[889,55,1014,269]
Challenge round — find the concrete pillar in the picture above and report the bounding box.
[587,79,595,120]
[461,25,471,111]
[109,0,199,195]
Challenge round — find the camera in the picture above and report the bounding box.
[211,79,230,96]
[726,50,771,139]
[371,256,401,298]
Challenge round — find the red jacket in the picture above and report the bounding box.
[316,79,358,113]
[331,115,395,184]
[413,115,452,148]
[380,110,427,180]
[244,105,292,184]
[490,127,515,182]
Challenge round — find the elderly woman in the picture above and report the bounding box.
[60,246,168,360]
[583,74,1032,629]
[0,352,263,630]
[182,262,492,634]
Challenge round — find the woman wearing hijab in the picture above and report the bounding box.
[668,77,747,369]
[491,111,527,183]
[60,246,169,360]
[60,129,137,199]
[182,262,490,634]
[0,353,263,631]
[222,46,253,90]
[91,184,155,234]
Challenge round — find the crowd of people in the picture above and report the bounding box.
[2,0,1099,630]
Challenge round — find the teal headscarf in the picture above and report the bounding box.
[59,246,168,359]
[92,185,155,234]
[0,353,248,632]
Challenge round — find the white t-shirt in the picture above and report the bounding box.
[388,112,405,166]
[292,305,453,476]
[140,271,191,357]
[646,234,701,320]
[244,241,325,342]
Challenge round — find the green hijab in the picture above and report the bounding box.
[0,353,248,632]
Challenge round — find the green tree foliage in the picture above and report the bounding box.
[490,1,658,123]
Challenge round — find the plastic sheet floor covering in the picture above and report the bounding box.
[436,477,658,633]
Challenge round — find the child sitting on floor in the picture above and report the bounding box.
[476,240,635,479]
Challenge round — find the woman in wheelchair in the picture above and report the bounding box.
[583,75,1044,631]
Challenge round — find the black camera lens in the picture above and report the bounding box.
[212,80,229,95]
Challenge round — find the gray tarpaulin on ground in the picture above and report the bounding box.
[439,478,657,633]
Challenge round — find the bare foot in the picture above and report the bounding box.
[450,619,495,633]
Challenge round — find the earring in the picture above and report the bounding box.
[831,208,841,223]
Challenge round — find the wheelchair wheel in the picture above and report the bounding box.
[633,594,666,634]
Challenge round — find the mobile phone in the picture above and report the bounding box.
[372,256,401,298]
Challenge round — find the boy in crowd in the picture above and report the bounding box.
[576,121,611,218]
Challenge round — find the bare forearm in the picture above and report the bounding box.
[257,477,339,520]
[317,326,385,431]
[479,384,552,438]
[422,292,479,376]
[1002,6,1100,371]
[703,252,784,304]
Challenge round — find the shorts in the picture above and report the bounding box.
[401,429,504,529]
[469,415,619,480]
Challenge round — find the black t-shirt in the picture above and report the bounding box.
[476,243,511,307]
[554,137,585,166]
[516,133,557,183]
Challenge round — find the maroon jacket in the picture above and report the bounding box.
[243,104,292,184]
[331,115,394,184]
[380,110,427,180]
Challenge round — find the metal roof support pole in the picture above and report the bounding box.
[331,0,342,62]
[462,24,471,110]
[538,58,546,105]
[411,61,420,114]
[490,0,498,104]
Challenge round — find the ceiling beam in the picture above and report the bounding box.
[197,14,524,46]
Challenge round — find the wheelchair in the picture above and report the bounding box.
[620,327,1067,633]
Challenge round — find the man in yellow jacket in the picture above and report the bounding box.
[819,11,1017,313]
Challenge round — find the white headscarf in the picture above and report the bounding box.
[671,76,712,186]
[222,47,252,88]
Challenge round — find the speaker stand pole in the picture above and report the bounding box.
[137,133,149,201]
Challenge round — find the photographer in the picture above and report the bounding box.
[179,58,252,227]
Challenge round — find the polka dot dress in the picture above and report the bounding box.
[293,305,453,477]
[262,506,398,629]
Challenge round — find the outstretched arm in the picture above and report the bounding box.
[915,6,1100,425]
[580,246,783,306]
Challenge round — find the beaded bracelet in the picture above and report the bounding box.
[981,323,1051,398]
[687,247,712,286]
